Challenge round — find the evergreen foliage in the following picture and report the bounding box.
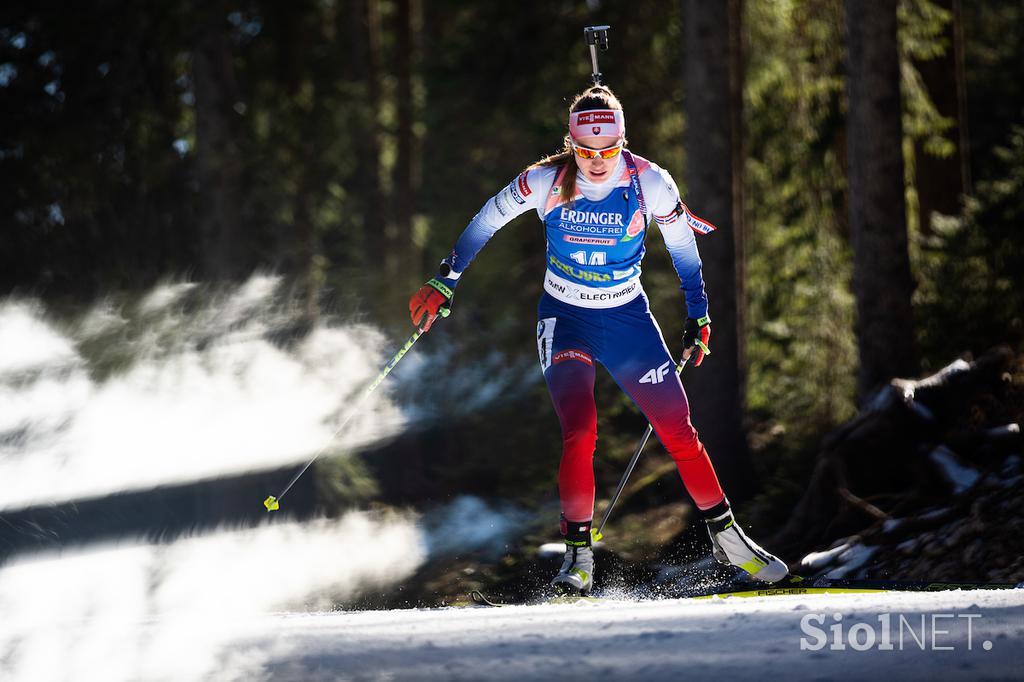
[1,1,1021,543]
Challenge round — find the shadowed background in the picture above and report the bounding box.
[1,4,1023,674]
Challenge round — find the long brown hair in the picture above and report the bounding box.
[528,85,626,203]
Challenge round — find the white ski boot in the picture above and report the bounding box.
[551,517,594,595]
[551,545,594,595]
[706,507,789,583]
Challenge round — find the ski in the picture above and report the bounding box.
[470,577,1021,606]
[468,590,602,608]
[689,574,1023,599]
[547,594,603,605]
[690,583,883,599]
[803,576,1022,592]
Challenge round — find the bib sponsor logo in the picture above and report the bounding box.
[544,274,569,295]
[553,349,593,366]
[639,360,672,385]
[548,255,611,283]
[544,273,642,308]
[559,208,625,226]
[620,208,646,242]
[564,235,617,246]
[612,268,635,280]
[577,281,637,302]
[558,222,621,236]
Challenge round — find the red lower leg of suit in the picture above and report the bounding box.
[546,356,725,523]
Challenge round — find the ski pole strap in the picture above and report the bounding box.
[424,278,453,322]
[694,316,710,356]
[426,278,454,300]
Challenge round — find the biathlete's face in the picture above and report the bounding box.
[571,134,623,183]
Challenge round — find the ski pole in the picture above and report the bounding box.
[591,352,691,542]
[263,309,448,512]
[583,25,611,85]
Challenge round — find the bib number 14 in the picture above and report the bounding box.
[569,251,607,266]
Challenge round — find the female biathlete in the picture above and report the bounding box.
[409,86,788,595]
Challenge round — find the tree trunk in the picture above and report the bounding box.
[728,0,747,402]
[192,5,245,281]
[347,0,388,267]
[913,0,969,235]
[951,0,971,197]
[682,0,751,501]
[844,0,917,401]
[394,0,421,281]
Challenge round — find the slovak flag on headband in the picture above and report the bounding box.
[569,109,625,140]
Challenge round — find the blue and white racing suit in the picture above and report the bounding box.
[439,151,725,523]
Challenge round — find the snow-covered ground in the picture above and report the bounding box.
[213,590,1022,681]
[4,588,995,681]
[226,590,1024,681]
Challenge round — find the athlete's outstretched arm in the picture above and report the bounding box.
[644,166,711,320]
[438,169,550,287]
[409,168,551,330]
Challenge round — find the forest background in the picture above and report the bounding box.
[2,0,1022,602]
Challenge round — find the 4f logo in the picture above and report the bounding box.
[639,360,671,385]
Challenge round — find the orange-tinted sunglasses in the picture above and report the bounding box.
[571,141,623,160]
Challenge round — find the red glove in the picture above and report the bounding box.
[409,278,453,331]
[682,315,711,367]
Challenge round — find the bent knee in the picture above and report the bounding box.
[661,424,704,461]
[562,426,597,453]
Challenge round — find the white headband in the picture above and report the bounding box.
[569,109,625,140]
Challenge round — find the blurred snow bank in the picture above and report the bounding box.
[0,275,402,510]
[0,511,425,682]
[421,495,534,559]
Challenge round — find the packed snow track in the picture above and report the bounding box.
[232,589,1022,681]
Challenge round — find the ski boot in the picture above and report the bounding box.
[551,517,594,595]
[704,503,789,583]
